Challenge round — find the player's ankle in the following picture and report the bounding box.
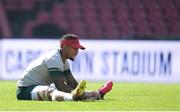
[98,81,113,99]
[73,95,83,101]
[98,91,105,99]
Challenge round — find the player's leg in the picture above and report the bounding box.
[98,81,113,99]
[31,85,75,101]
[83,90,101,101]
[16,85,37,100]
[31,85,53,101]
[52,80,86,101]
[83,81,113,101]
[31,80,86,101]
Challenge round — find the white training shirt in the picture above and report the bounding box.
[17,49,70,87]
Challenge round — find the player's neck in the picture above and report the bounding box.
[59,49,66,64]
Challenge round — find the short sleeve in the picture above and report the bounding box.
[46,53,64,77]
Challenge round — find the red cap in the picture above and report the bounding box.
[60,38,85,50]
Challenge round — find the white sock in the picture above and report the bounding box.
[51,90,73,101]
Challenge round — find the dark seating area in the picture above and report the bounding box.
[1,0,180,39]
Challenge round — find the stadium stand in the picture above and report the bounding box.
[0,0,180,39]
[0,1,12,38]
[22,11,65,38]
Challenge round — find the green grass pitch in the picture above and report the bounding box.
[0,80,179,111]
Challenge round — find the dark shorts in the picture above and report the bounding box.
[16,85,37,100]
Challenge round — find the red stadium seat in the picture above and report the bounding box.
[2,0,21,11]
[20,0,35,10]
[2,0,180,38]
[23,21,36,36]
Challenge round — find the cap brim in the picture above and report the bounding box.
[79,45,85,50]
[73,44,85,50]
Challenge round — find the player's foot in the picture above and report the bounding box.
[72,80,86,100]
[98,81,113,99]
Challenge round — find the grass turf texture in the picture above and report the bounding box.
[0,81,179,111]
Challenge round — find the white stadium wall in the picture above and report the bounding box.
[0,40,2,79]
[0,39,180,83]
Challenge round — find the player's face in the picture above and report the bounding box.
[67,46,79,61]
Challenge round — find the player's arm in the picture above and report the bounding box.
[49,68,73,93]
[51,76,74,93]
[64,69,78,89]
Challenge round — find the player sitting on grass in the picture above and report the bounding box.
[16,34,113,101]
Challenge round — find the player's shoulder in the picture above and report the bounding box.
[46,49,59,58]
[40,49,60,62]
[45,49,64,69]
